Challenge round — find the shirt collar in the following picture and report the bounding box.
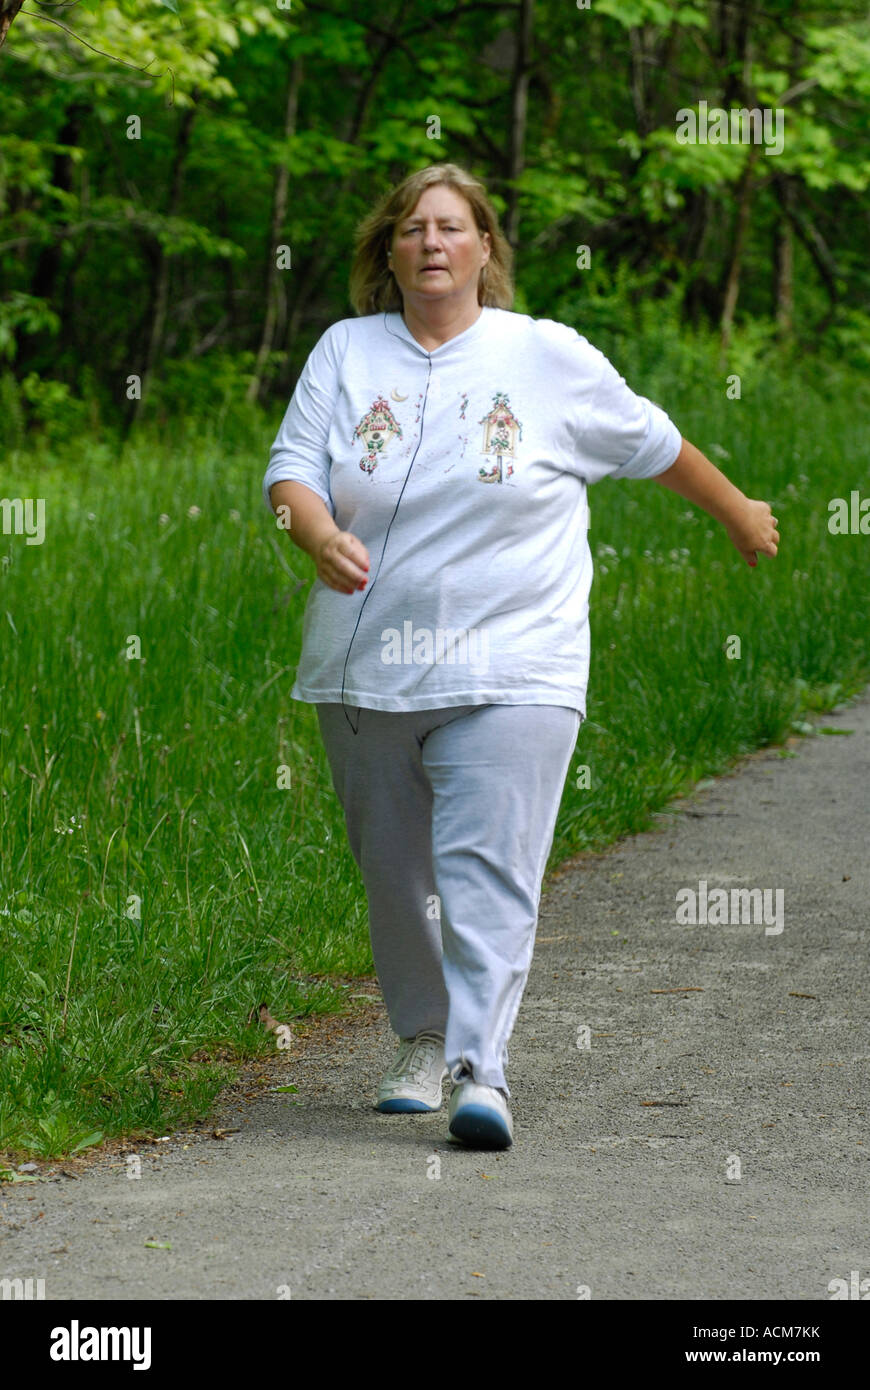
[384,305,492,356]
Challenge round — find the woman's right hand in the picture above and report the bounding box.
[315,530,371,594]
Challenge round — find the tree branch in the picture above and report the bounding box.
[15,8,176,103]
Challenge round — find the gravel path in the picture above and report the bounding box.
[2,691,867,1300]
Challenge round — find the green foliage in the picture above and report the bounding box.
[822,308,870,372]
[0,295,61,363]
[137,351,259,425]
[0,0,867,417]
[0,371,26,449]
[0,369,89,448]
[595,0,708,28]
[18,373,90,443]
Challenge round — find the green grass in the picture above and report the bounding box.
[1,356,869,1159]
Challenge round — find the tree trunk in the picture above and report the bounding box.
[125,93,199,434]
[31,105,88,305]
[247,57,303,405]
[774,189,840,333]
[719,144,759,361]
[716,0,758,360]
[681,188,714,326]
[272,14,403,400]
[0,0,24,50]
[773,176,794,339]
[504,0,534,249]
[217,194,238,342]
[23,102,90,370]
[773,17,801,341]
[628,24,654,139]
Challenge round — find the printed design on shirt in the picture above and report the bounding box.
[447,392,472,469]
[352,395,404,475]
[478,391,522,483]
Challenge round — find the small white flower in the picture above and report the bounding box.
[158,514,170,526]
[187,505,201,519]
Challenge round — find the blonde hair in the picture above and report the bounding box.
[348,163,514,316]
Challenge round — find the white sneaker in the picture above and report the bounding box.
[447,1078,513,1148]
[376,1030,447,1112]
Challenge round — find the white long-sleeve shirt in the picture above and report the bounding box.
[262,306,681,717]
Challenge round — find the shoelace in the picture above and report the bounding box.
[392,1031,444,1084]
[390,1034,508,1102]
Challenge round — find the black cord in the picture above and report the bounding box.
[340,312,431,734]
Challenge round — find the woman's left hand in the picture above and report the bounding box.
[726,499,780,567]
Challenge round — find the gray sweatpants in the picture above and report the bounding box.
[315,702,582,1096]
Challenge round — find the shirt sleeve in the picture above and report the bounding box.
[546,323,682,485]
[262,321,347,517]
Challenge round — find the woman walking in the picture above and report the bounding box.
[263,163,779,1150]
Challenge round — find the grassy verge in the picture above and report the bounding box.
[1,353,868,1159]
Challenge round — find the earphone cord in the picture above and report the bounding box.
[340,311,431,735]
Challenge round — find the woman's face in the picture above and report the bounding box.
[388,185,490,312]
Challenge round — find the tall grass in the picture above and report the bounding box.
[1,345,868,1158]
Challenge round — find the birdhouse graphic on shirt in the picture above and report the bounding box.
[353,396,403,475]
[478,392,522,483]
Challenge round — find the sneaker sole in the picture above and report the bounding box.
[448,1103,513,1149]
[376,1097,441,1113]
